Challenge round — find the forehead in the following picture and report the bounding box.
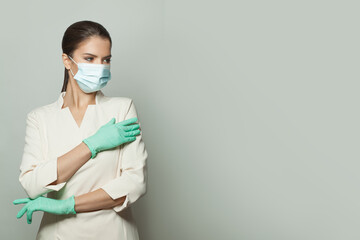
[75,36,111,56]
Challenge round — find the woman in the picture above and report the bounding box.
[12,20,148,240]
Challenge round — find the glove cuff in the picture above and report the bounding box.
[83,138,97,159]
[66,195,77,215]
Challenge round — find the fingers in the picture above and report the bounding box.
[14,198,36,224]
[16,205,28,219]
[14,198,32,223]
[27,208,34,224]
[14,200,34,224]
[124,137,136,143]
[124,129,141,137]
[121,124,140,131]
[13,198,31,205]
[104,117,142,141]
[115,117,138,127]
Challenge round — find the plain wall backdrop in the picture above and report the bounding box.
[1,0,360,239]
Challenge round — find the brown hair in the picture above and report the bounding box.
[61,20,112,92]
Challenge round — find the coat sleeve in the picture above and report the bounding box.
[18,110,66,199]
[100,99,148,212]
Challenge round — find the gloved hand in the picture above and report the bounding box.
[83,117,141,159]
[13,195,76,224]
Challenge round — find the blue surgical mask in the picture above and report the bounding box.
[68,55,111,93]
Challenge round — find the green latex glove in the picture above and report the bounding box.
[13,195,76,224]
[83,117,141,159]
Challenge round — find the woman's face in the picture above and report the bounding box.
[64,36,112,75]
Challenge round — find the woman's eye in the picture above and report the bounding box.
[84,57,110,63]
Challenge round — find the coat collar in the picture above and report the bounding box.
[56,90,106,110]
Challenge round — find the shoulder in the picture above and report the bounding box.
[103,96,140,118]
[26,101,58,121]
[103,96,134,110]
[106,96,133,104]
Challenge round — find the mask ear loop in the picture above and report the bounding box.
[68,55,78,64]
[67,55,78,77]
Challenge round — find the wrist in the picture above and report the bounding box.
[82,138,97,159]
[65,195,77,215]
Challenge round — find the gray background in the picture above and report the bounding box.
[1,0,359,239]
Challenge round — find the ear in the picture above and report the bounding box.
[62,53,72,70]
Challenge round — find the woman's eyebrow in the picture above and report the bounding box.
[82,53,112,58]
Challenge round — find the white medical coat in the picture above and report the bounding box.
[18,90,148,240]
